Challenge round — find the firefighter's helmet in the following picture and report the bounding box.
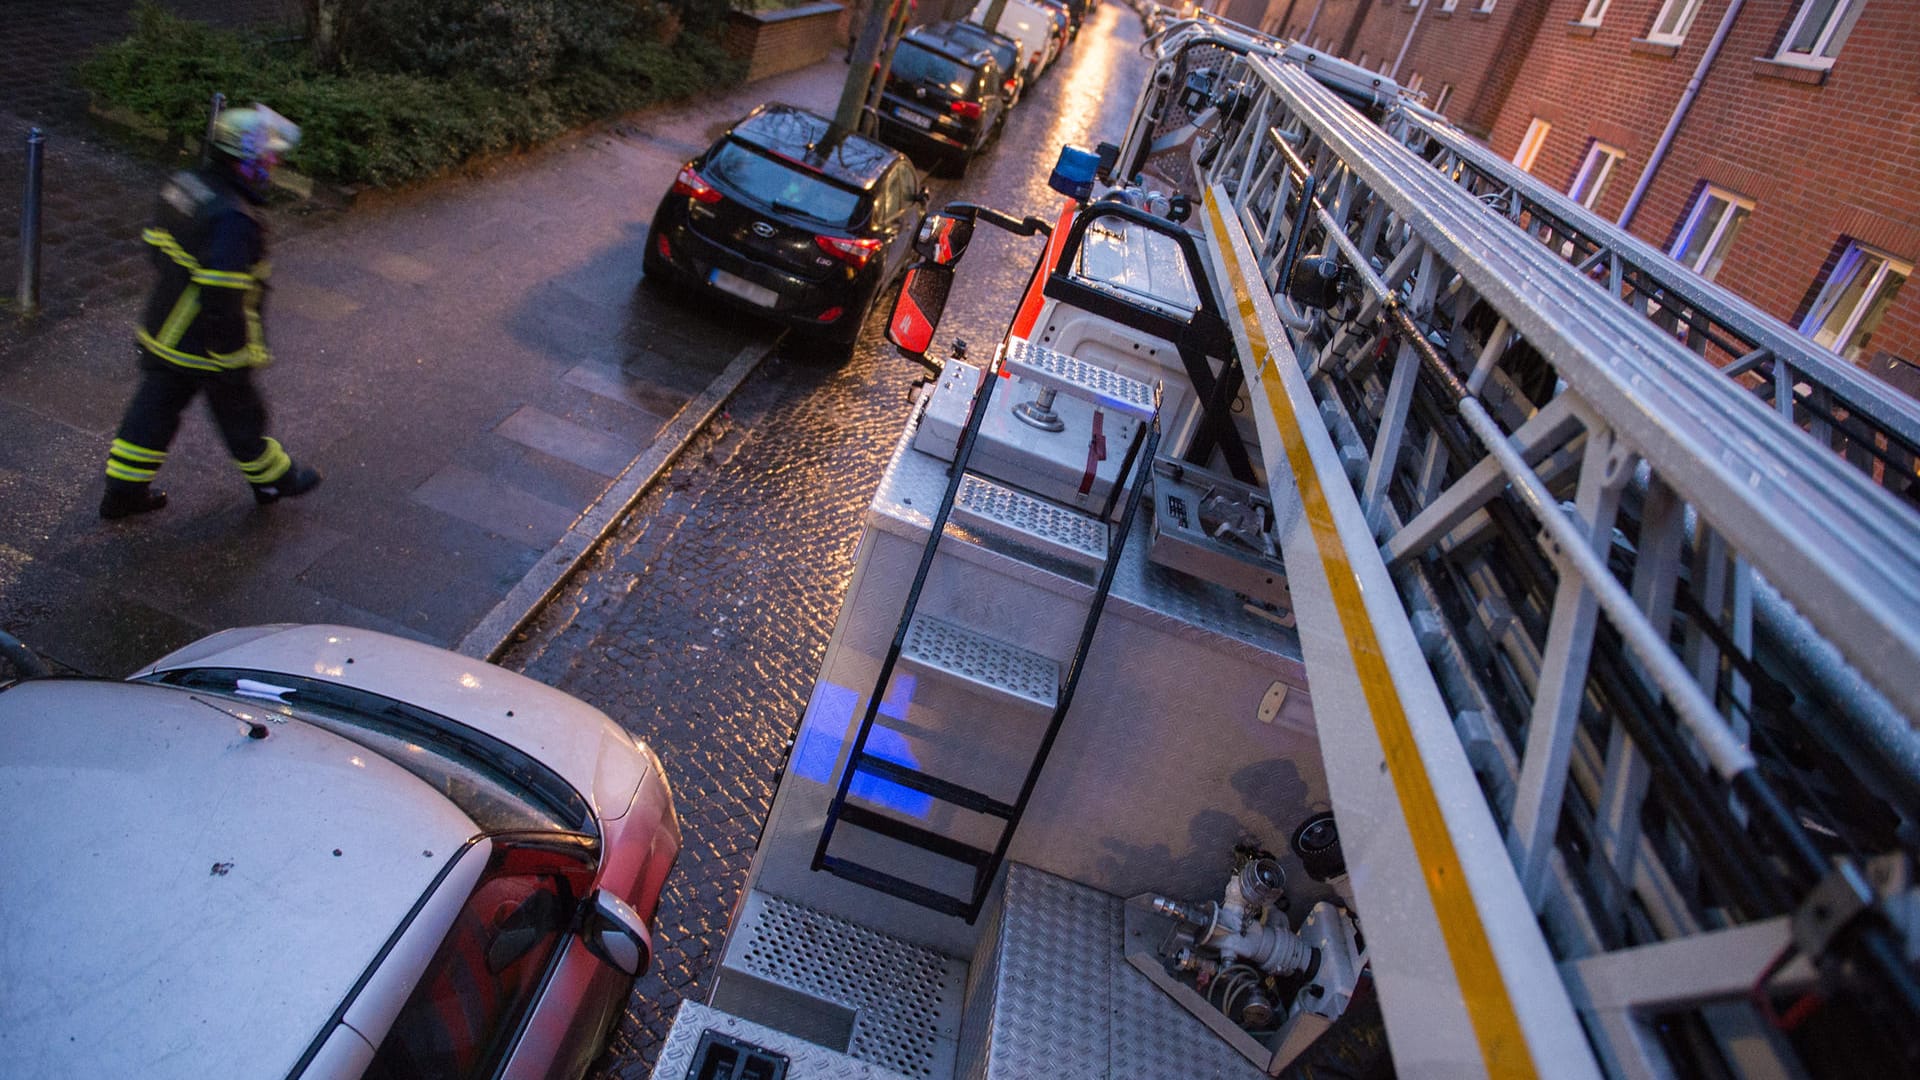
[210,104,300,165]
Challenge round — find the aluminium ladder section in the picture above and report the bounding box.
[1141,27,1920,1080]
[1386,108,1920,510]
[811,340,1162,923]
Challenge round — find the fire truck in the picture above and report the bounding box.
[652,11,1920,1078]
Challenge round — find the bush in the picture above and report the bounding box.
[80,1,745,188]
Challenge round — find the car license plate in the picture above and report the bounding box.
[895,107,933,130]
[709,269,779,308]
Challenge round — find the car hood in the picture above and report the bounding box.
[137,625,659,826]
[0,678,476,1079]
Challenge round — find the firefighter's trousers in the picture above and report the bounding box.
[104,350,291,489]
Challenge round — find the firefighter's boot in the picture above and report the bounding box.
[100,480,168,520]
[252,462,322,505]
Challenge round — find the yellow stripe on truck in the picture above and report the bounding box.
[1203,188,1538,1079]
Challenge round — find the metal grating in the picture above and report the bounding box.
[1003,339,1157,420]
[952,473,1107,567]
[654,1001,915,1080]
[734,894,964,1079]
[899,615,1060,710]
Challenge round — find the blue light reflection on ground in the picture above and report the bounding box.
[794,678,931,818]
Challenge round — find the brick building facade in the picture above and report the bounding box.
[1216,0,1918,391]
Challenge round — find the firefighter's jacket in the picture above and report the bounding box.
[137,168,272,371]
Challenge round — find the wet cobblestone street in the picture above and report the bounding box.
[497,7,1152,1072]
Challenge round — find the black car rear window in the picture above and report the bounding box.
[707,140,864,227]
[892,41,974,95]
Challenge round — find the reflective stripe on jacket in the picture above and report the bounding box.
[137,169,272,371]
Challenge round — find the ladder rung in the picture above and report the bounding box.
[900,615,1060,710]
[1004,338,1158,421]
[856,753,1016,818]
[952,473,1107,567]
[817,855,974,919]
[836,803,995,867]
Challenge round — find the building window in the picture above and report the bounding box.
[1670,186,1753,281]
[1477,0,1497,11]
[1776,0,1860,69]
[1433,82,1454,112]
[1440,0,1459,11]
[1578,0,1612,24]
[1514,118,1551,171]
[1647,0,1705,44]
[1569,141,1625,209]
[1802,244,1912,361]
[1406,71,1425,94]
[1357,52,1371,69]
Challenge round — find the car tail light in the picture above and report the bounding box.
[815,306,845,323]
[670,164,720,204]
[815,234,884,268]
[950,100,983,120]
[1005,78,1018,94]
[656,233,672,259]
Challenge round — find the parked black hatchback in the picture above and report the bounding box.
[873,26,1010,178]
[644,105,926,353]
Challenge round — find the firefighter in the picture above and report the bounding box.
[99,103,322,520]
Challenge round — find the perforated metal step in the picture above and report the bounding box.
[1003,338,1157,421]
[951,473,1107,568]
[899,615,1060,711]
[723,892,966,1080]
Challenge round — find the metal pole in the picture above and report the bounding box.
[199,91,226,168]
[17,127,43,316]
[1387,0,1428,81]
[1617,0,1743,229]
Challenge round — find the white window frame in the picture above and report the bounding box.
[1569,141,1625,209]
[1357,51,1371,69]
[1440,0,1459,11]
[1669,185,1753,281]
[1432,82,1454,113]
[1476,0,1497,12]
[1647,0,1705,44]
[1774,0,1860,70]
[1406,71,1425,94]
[1801,243,1913,361]
[1514,118,1551,171]
[1578,0,1612,24]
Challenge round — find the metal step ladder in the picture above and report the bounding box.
[810,338,1162,922]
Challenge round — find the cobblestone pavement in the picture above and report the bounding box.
[498,7,1151,1074]
[0,1,306,319]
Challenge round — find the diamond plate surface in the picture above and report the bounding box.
[733,893,967,1079]
[952,474,1107,567]
[900,615,1060,710]
[1003,339,1158,420]
[984,865,1117,1079]
[652,1001,914,1080]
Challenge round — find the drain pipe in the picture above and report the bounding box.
[1388,0,1430,81]
[1617,0,1745,230]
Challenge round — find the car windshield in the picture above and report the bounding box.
[892,41,973,96]
[707,140,863,227]
[152,668,593,835]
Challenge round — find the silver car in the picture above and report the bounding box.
[0,624,679,1079]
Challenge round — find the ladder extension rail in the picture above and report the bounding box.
[1387,109,1920,507]
[1140,21,1920,1074]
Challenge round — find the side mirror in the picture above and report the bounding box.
[580,888,652,977]
[888,263,956,361]
[913,212,975,265]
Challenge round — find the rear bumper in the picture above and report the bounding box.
[648,207,876,331]
[874,104,978,165]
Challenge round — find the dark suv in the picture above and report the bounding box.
[644,105,926,354]
[873,26,1011,178]
[933,20,1027,106]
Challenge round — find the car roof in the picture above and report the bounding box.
[940,20,1018,50]
[0,678,477,1079]
[903,25,995,68]
[729,104,903,190]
